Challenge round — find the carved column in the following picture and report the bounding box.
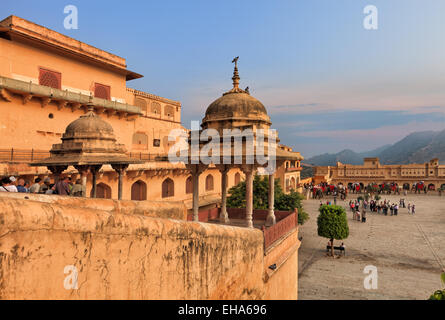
[217,164,230,224]
[188,164,205,222]
[266,174,276,226]
[242,165,254,228]
[112,164,129,200]
[90,165,102,198]
[47,165,68,184]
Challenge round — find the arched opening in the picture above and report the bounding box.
[428,183,436,191]
[151,102,161,115]
[92,182,112,199]
[164,105,175,118]
[206,174,214,191]
[403,183,410,190]
[162,178,174,198]
[186,176,193,194]
[234,172,241,185]
[290,177,296,190]
[134,97,147,116]
[132,132,148,150]
[441,183,445,190]
[131,180,147,201]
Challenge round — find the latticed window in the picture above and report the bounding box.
[134,97,147,115]
[39,68,61,89]
[94,83,110,100]
[162,178,174,198]
[186,176,193,194]
[206,174,214,191]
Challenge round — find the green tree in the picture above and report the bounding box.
[428,273,445,300]
[227,175,309,225]
[317,205,349,257]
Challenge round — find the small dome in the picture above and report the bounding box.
[63,110,115,140]
[203,91,270,124]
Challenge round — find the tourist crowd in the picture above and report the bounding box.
[0,175,85,196]
[345,198,416,222]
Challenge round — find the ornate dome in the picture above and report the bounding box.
[203,91,270,124]
[202,57,271,128]
[63,110,115,141]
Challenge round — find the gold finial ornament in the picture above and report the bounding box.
[231,56,240,89]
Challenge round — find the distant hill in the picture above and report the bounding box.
[305,130,444,166]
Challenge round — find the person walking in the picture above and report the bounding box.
[412,204,415,215]
[362,210,367,223]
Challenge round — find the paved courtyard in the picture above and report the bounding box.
[298,194,445,299]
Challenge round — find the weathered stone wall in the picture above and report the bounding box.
[0,195,300,300]
[0,196,266,299]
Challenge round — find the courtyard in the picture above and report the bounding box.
[298,194,445,299]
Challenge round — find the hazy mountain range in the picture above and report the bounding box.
[304,129,445,166]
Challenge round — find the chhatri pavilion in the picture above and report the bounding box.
[186,57,302,228]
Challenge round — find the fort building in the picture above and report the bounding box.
[0,15,302,300]
[314,157,445,190]
[0,15,302,210]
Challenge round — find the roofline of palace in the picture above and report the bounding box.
[0,15,143,81]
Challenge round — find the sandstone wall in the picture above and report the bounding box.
[0,196,265,299]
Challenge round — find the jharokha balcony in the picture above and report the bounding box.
[188,207,299,250]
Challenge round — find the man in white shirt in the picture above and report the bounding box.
[0,177,18,192]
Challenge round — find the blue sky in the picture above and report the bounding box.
[3,0,445,157]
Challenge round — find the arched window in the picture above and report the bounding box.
[131,180,147,201]
[92,183,112,199]
[162,178,174,198]
[132,132,148,149]
[234,172,241,185]
[206,174,214,191]
[164,105,175,118]
[290,177,296,190]
[151,102,161,115]
[134,97,147,115]
[186,176,193,194]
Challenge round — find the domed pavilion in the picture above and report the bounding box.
[31,105,142,199]
[187,57,302,227]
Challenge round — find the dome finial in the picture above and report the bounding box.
[231,56,240,89]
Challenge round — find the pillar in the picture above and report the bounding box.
[266,174,276,226]
[243,165,254,228]
[219,165,229,223]
[192,164,201,222]
[112,164,129,200]
[90,165,102,198]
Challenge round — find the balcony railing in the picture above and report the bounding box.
[0,148,169,163]
[189,207,298,250]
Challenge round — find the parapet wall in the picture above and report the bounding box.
[0,194,299,300]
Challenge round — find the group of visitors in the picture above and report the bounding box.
[0,175,85,197]
[368,200,400,215]
[348,200,367,223]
